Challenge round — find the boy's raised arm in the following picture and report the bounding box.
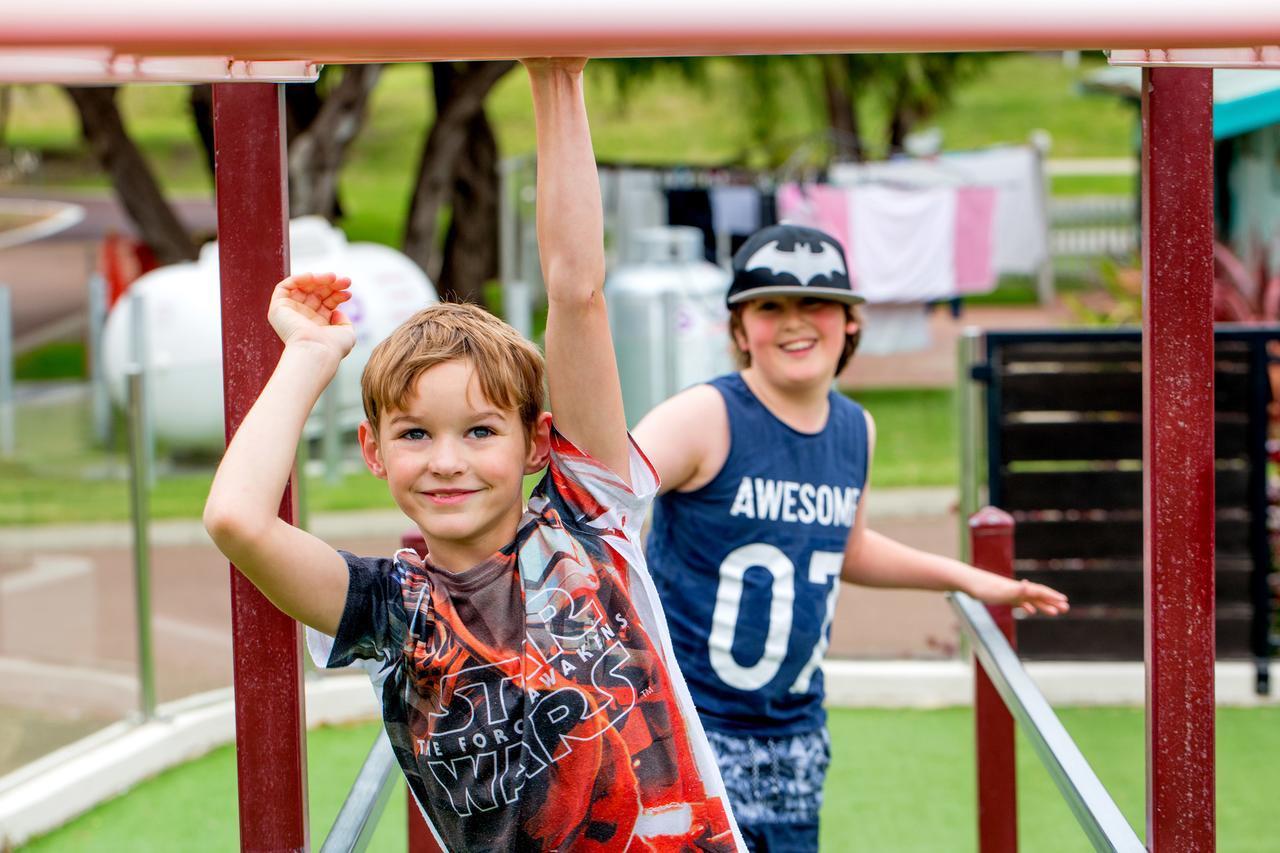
[526,59,632,486]
[203,273,354,636]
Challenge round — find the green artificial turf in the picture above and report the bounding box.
[848,388,959,489]
[21,705,1280,851]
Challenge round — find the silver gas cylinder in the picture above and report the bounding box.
[605,226,733,425]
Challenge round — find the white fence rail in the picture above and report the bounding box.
[1049,195,1138,259]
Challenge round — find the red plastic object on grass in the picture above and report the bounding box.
[97,232,158,308]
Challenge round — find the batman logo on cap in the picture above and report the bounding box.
[743,239,847,286]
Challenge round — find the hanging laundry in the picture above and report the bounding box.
[850,184,957,303]
[709,185,762,237]
[858,303,934,355]
[613,169,667,264]
[759,190,778,229]
[775,183,855,278]
[666,188,717,263]
[779,181,998,302]
[942,146,1048,275]
[830,145,1049,275]
[954,186,998,293]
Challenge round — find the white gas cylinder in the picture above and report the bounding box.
[102,216,437,449]
[605,226,733,425]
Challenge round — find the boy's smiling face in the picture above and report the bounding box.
[359,358,550,572]
[734,295,858,389]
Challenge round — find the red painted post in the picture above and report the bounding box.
[213,83,310,852]
[969,507,1018,853]
[1141,67,1216,851]
[407,789,444,853]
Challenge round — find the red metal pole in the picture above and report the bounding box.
[407,789,443,853]
[1141,67,1216,852]
[213,83,310,852]
[969,507,1018,853]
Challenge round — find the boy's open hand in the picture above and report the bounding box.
[982,576,1070,617]
[268,272,356,357]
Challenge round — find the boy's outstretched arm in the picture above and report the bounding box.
[525,59,632,485]
[203,273,354,636]
[841,412,1069,616]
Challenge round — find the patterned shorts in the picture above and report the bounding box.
[704,727,831,827]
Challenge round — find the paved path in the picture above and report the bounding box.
[0,188,215,349]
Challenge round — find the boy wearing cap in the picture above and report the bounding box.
[634,224,1067,852]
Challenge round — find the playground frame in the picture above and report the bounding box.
[0,10,1272,851]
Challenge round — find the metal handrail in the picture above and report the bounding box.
[947,591,1145,853]
[319,732,400,853]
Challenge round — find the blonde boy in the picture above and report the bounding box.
[205,60,741,852]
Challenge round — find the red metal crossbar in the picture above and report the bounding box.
[970,508,1018,853]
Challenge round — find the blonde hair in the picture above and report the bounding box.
[728,303,862,376]
[361,302,545,437]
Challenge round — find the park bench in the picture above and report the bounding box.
[969,327,1279,693]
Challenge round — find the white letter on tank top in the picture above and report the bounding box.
[815,485,833,526]
[708,543,795,690]
[781,481,799,522]
[790,550,843,693]
[729,477,756,519]
[754,478,785,521]
[797,483,817,524]
[834,487,860,527]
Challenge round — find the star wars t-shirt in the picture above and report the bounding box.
[309,429,742,852]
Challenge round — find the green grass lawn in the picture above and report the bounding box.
[20,705,1279,851]
[851,388,958,489]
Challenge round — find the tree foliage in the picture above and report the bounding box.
[52,53,989,308]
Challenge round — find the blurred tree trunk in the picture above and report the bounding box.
[819,56,864,162]
[878,54,986,156]
[188,84,216,180]
[437,103,500,303]
[190,67,379,221]
[288,65,383,218]
[403,60,515,300]
[64,86,197,264]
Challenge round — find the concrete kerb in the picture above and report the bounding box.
[822,659,1277,708]
[2,659,1274,847]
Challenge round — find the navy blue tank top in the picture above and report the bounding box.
[647,373,868,737]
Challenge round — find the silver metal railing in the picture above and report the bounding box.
[125,367,157,720]
[319,732,401,853]
[947,591,1144,852]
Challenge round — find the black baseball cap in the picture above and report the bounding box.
[727,223,863,307]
